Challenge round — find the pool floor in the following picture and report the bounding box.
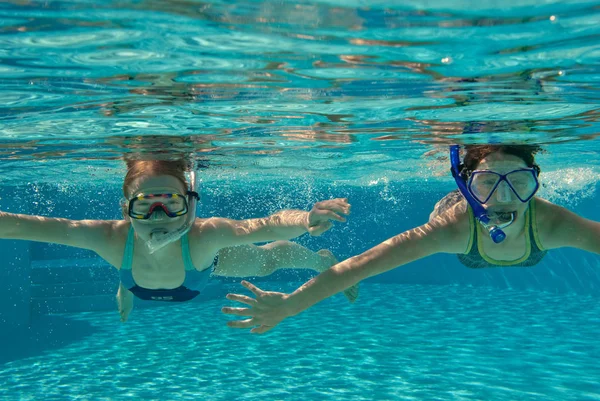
[1,283,599,401]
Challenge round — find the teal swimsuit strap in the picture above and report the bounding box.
[120,226,196,271]
[120,226,135,270]
[181,233,196,271]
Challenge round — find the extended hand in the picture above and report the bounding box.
[307,198,351,236]
[222,281,292,334]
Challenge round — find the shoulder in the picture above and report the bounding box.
[425,198,471,254]
[110,220,131,238]
[430,190,467,219]
[533,197,588,249]
[185,218,230,260]
[87,220,131,269]
[532,196,561,216]
[430,193,470,229]
[187,217,235,244]
[532,197,569,236]
[191,217,235,234]
[78,219,127,242]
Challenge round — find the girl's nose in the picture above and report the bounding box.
[149,209,167,220]
[495,180,514,203]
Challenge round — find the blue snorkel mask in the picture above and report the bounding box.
[450,145,509,244]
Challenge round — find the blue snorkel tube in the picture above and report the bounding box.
[450,145,506,244]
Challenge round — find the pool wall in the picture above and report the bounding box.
[1,181,599,331]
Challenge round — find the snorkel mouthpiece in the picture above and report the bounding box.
[479,217,507,244]
[450,145,507,244]
[488,227,506,244]
[486,211,516,243]
[146,224,190,253]
[145,169,199,254]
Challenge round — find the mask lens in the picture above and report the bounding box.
[506,170,538,201]
[468,172,500,203]
[129,194,188,219]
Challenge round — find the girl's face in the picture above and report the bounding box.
[126,174,188,241]
[472,151,537,222]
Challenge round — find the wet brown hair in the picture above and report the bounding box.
[461,144,542,178]
[123,159,190,198]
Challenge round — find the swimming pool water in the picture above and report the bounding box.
[2,0,600,399]
[0,0,599,185]
[1,283,599,401]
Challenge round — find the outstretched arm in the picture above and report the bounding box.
[0,211,117,253]
[201,198,350,249]
[222,211,468,333]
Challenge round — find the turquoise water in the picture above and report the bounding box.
[1,0,599,183]
[2,0,600,400]
[2,284,600,401]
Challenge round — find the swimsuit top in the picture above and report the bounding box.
[457,199,547,268]
[119,227,217,302]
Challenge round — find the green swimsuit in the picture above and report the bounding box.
[431,190,547,268]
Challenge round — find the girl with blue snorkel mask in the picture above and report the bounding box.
[0,158,358,323]
[223,144,600,334]
[443,144,544,267]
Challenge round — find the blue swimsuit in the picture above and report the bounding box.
[119,227,218,302]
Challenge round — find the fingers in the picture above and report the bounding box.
[226,293,257,306]
[225,319,276,333]
[251,325,275,334]
[221,307,253,317]
[241,280,263,296]
[334,198,351,214]
[315,198,351,215]
[226,318,256,329]
[313,209,346,223]
[317,197,348,205]
[324,210,347,222]
[319,204,349,215]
